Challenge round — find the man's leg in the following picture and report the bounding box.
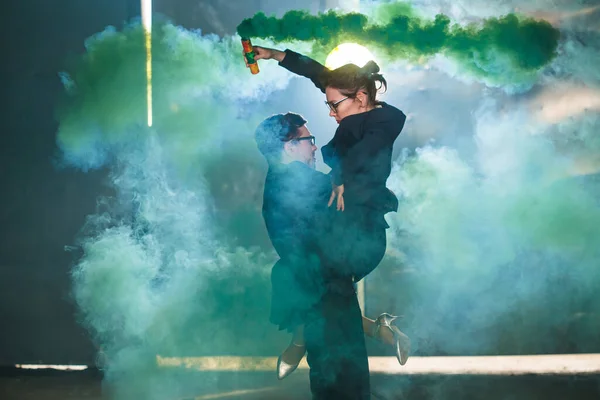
[304,290,370,399]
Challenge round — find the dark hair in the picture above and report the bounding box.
[320,60,387,105]
[255,112,307,163]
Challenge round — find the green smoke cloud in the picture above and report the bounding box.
[55,21,294,173]
[58,20,302,399]
[58,6,599,398]
[381,102,600,354]
[237,4,560,84]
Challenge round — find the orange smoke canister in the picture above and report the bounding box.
[241,38,260,75]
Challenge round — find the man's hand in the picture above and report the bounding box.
[243,46,286,68]
[328,184,345,212]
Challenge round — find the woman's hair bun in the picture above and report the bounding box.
[361,60,380,75]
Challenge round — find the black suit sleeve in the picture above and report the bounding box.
[326,108,407,185]
[344,126,400,178]
[321,136,344,186]
[279,49,327,93]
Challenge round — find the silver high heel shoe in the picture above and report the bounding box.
[373,313,411,365]
[276,342,306,380]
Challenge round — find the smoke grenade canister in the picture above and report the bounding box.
[241,38,260,75]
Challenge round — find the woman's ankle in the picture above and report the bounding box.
[362,318,377,338]
[291,326,305,346]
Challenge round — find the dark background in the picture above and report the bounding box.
[0,0,329,366]
[2,0,599,367]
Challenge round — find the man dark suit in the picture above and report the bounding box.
[256,113,370,399]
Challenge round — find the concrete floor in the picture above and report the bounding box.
[1,367,599,400]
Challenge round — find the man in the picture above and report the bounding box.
[255,113,371,399]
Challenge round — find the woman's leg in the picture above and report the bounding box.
[293,324,306,345]
[362,316,375,337]
[362,316,394,344]
[363,314,411,365]
[280,324,306,365]
[334,218,387,282]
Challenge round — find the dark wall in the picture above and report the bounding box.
[0,0,142,366]
[0,0,322,366]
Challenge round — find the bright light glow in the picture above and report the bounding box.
[14,354,600,375]
[15,364,88,371]
[325,43,376,70]
[156,354,600,375]
[520,5,600,26]
[357,279,365,312]
[141,0,152,127]
[532,84,600,124]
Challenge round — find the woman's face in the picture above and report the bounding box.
[325,87,369,124]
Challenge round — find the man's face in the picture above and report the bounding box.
[286,125,317,168]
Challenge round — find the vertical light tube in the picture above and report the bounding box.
[141,0,152,127]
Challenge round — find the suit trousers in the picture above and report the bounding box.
[304,283,370,399]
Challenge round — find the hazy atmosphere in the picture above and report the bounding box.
[1,0,599,399]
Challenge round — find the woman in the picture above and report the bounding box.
[249,45,410,379]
